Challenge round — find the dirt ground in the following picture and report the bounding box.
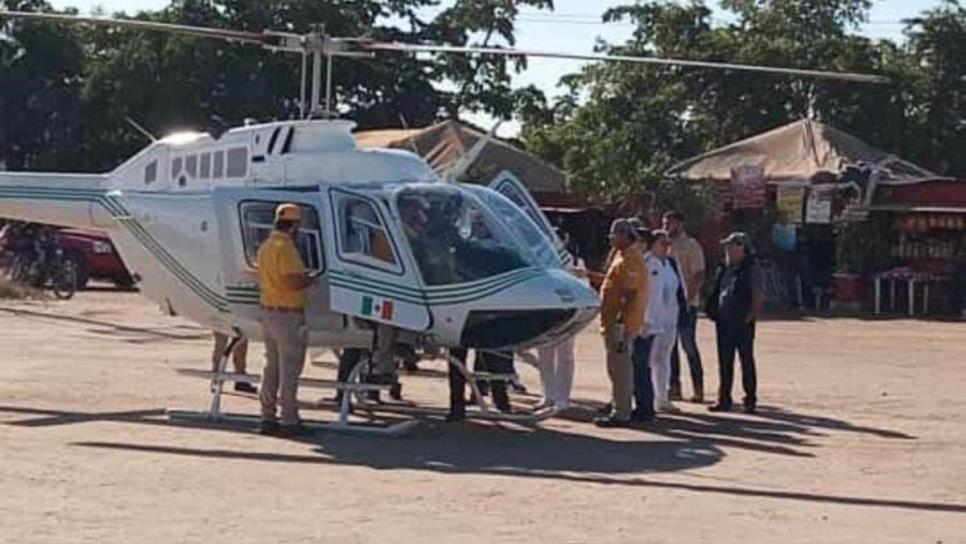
[0,289,963,544]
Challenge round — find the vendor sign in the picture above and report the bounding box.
[730,165,766,210]
[806,188,833,224]
[777,186,804,224]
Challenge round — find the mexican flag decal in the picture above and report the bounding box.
[361,295,394,321]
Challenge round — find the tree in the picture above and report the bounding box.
[0,0,86,170]
[1,0,555,171]
[518,0,965,210]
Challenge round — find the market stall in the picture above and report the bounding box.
[667,119,961,315]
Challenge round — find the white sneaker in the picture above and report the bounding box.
[657,402,680,413]
[534,399,554,411]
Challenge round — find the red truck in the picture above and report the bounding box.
[0,224,135,289]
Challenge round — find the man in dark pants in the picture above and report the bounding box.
[631,335,655,421]
[447,348,469,422]
[664,211,706,403]
[631,227,655,422]
[705,232,762,414]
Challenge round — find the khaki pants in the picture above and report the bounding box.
[372,323,398,376]
[259,311,307,425]
[211,332,248,373]
[604,332,633,420]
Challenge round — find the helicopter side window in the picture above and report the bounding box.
[200,153,211,179]
[171,157,183,182]
[144,160,157,185]
[226,147,248,178]
[239,201,324,273]
[493,179,553,240]
[335,195,400,273]
[213,151,225,179]
[184,155,198,180]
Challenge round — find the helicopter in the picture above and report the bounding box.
[0,10,888,430]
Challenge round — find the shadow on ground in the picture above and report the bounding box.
[0,306,207,342]
[1,402,959,515]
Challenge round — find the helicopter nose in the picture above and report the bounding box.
[457,269,599,349]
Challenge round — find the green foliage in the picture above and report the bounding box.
[518,0,966,211]
[0,0,553,171]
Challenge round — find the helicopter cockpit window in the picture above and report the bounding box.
[395,186,533,286]
[466,185,561,269]
[239,201,323,272]
[335,195,400,271]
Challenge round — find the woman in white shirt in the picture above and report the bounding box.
[643,230,687,412]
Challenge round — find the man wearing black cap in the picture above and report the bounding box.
[705,232,762,413]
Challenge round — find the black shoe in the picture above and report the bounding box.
[277,423,313,438]
[708,403,732,412]
[445,410,465,423]
[597,402,613,416]
[234,382,257,394]
[495,402,513,414]
[669,383,683,401]
[594,415,631,428]
[389,382,403,401]
[743,404,757,414]
[258,420,279,436]
[631,410,655,423]
[368,373,394,385]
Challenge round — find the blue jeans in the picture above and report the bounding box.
[632,336,655,417]
[670,307,704,392]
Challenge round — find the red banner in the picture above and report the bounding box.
[730,165,767,210]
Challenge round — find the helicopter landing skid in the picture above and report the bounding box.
[169,339,418,436]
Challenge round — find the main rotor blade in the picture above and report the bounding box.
[0,10,270,46]
[363,42,889,84]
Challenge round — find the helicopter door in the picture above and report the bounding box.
[320,186,431,331]
[487,170,572,265]
[213,188,343,338]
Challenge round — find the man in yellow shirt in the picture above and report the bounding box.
[595,218,649,428]
[256,203,316,437]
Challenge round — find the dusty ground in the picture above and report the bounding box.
[0,288,963,544]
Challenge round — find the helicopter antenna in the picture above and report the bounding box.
[125,116,157,142]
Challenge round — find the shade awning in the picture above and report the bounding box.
[667,119,943,186]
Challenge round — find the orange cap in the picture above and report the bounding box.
[275,203,302,222]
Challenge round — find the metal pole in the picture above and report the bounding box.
[311,50,322,118]
[300,51,308,119]
[325,54,334,117]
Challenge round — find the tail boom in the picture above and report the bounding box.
[0,172,112,229]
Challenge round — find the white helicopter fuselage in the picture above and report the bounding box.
[0,119,599,350]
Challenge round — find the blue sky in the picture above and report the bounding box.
[48,0,945,134]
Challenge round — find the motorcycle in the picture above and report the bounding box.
[5,239,78,300]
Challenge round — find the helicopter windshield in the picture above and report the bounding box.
[394,185,537,286]
[465,185,561,269]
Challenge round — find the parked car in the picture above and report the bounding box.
[0,223,135,289]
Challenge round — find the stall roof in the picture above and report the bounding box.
[355,120,567,194]
[666,119,944,185]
